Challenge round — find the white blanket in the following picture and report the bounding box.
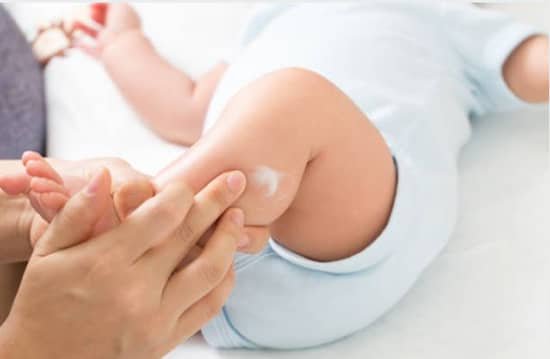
[8,3,550,358]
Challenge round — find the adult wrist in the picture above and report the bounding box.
[0,193,33,263]
[0,318,32,358]
[0,324,13,357]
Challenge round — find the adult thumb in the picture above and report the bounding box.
[33,168,114,257]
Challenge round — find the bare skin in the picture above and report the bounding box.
[65,3,548,261]
[155,68,397,261]
[0,264,24,325]
[71,4,395,261]
[0,156,268,322]
[0,171,248,358]
[73,3,224,146]
[503,35,549,103]
[0,157,154,324]
[0,156,156,260]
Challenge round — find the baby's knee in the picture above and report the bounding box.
[202,70,335,223]
[221,67,343,136]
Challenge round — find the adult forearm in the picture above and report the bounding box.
[0,322,39,358]
[503,35,549,103]
[0,263,25,324]
[101,30,204,144]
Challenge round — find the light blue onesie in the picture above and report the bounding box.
[199,0,543,349]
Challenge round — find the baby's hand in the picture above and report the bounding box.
[72,3,142,58]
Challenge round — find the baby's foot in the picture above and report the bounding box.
[0,151,71,222]
[22,151,71,222]
[22,151,119,234]
[1,152,155,235]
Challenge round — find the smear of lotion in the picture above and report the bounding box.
[252,166,282,197]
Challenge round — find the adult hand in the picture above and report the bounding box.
[0,169,247,358]
[0,155,269,262]
[0,156,153,262]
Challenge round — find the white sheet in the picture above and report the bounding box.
[7,2,550,358]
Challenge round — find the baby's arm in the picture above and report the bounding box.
[101,33,226,145]
[443,3,548,112]
[77,4,225,145]
[503,35,549,103]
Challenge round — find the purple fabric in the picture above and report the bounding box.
[0,5,46,159]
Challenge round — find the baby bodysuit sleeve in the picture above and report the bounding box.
[441,3,544,115]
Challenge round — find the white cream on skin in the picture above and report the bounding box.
[252,165,282,197]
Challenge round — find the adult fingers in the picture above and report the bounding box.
[241,225,270,254]
[196,225,270,254]
[97,180,194,264]
[175,245,202,270]
[113,179,155,219]
[98,161,151,192]
[33,168,113,257]
[162,269,235,354]
[160,208,241,316]
[139,171,245,276]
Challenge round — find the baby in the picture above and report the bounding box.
[4,1,549,350]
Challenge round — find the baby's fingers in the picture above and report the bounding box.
[72,20,101,38]
[91,3,108,25]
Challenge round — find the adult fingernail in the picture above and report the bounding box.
[237,233,251,250]
[85,169,105,196]
[226,171,245,194]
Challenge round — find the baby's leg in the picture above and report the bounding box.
[155,68,396,261]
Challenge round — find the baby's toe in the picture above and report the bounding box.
[27,178,70,222]
[0,173,31,195]
[27,191,66,223]
[25,158,64,185]
[30,177,70,197]
[21,151,43,165]
[37,192,69,215]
